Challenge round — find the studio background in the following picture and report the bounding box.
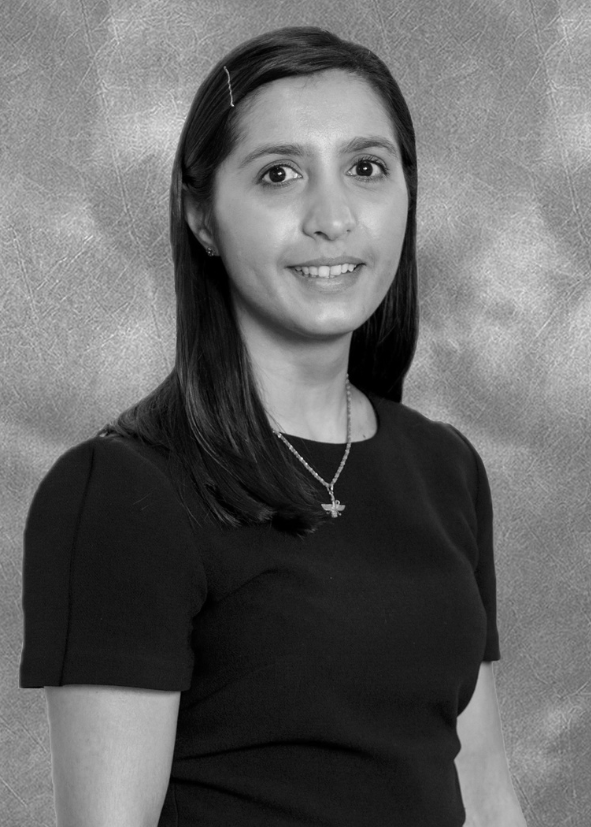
[1,1,589,825]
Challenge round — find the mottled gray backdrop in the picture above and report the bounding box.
[2,0,590,825]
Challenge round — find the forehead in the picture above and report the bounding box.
[234,70,396,152]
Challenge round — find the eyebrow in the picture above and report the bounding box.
[238,136,401,169]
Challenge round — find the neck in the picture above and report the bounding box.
[244,333,352,443]
[236,310,379,443]
[257,362,351,443]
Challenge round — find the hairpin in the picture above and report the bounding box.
[223,65,235,108]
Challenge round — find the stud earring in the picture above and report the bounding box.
[205,247,215,257]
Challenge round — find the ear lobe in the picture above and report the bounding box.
[183,189,216,252]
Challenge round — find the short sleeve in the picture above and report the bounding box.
[20,436,207,690]
[446,426,501,662]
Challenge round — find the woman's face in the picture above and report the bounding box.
[191,69,408,348]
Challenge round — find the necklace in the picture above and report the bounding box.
[273,377,352,518]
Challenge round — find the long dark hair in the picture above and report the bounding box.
[104,26,418,534]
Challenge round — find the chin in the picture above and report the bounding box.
[294,318,364,341]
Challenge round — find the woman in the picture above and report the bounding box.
[20,26,527,827]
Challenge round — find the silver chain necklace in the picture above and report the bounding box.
[273,377,352,518]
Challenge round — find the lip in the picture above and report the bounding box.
[288,256,365,268]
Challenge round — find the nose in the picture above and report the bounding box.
[301,178,356,241]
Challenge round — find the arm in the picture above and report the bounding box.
[45,684,180,827]
[455,663,527,827]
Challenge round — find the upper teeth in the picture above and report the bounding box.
[293,263,359,277]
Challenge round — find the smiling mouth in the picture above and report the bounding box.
[291,263,362,278]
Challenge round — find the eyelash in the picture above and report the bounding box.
[259,155,389,188]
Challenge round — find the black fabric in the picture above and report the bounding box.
[20,396,500,827]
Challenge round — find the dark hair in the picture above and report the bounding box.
[105,26,418,534]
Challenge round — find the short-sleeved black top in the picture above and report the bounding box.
[20,396,500,827]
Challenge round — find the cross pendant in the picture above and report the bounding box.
[321,500,346,518]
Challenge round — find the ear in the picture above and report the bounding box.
[183,188,217,254]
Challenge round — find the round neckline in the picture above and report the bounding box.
[278,393,381,448]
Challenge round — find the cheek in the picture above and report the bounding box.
[388,192,409,257]
[369,199,408,266]
[215,196,283,267]
[368,175,408,240]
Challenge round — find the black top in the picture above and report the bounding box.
[20,396,500,827]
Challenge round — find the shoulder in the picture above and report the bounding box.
[22,435,207,690]
[25,433,207,609]
[26,434,198,549]
[371,395,475,456]
[40,433,170,481]
[370,395,487,492]
[32,434,176,506]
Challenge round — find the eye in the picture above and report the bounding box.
[260,164,301,186]
[347,157,388,179]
